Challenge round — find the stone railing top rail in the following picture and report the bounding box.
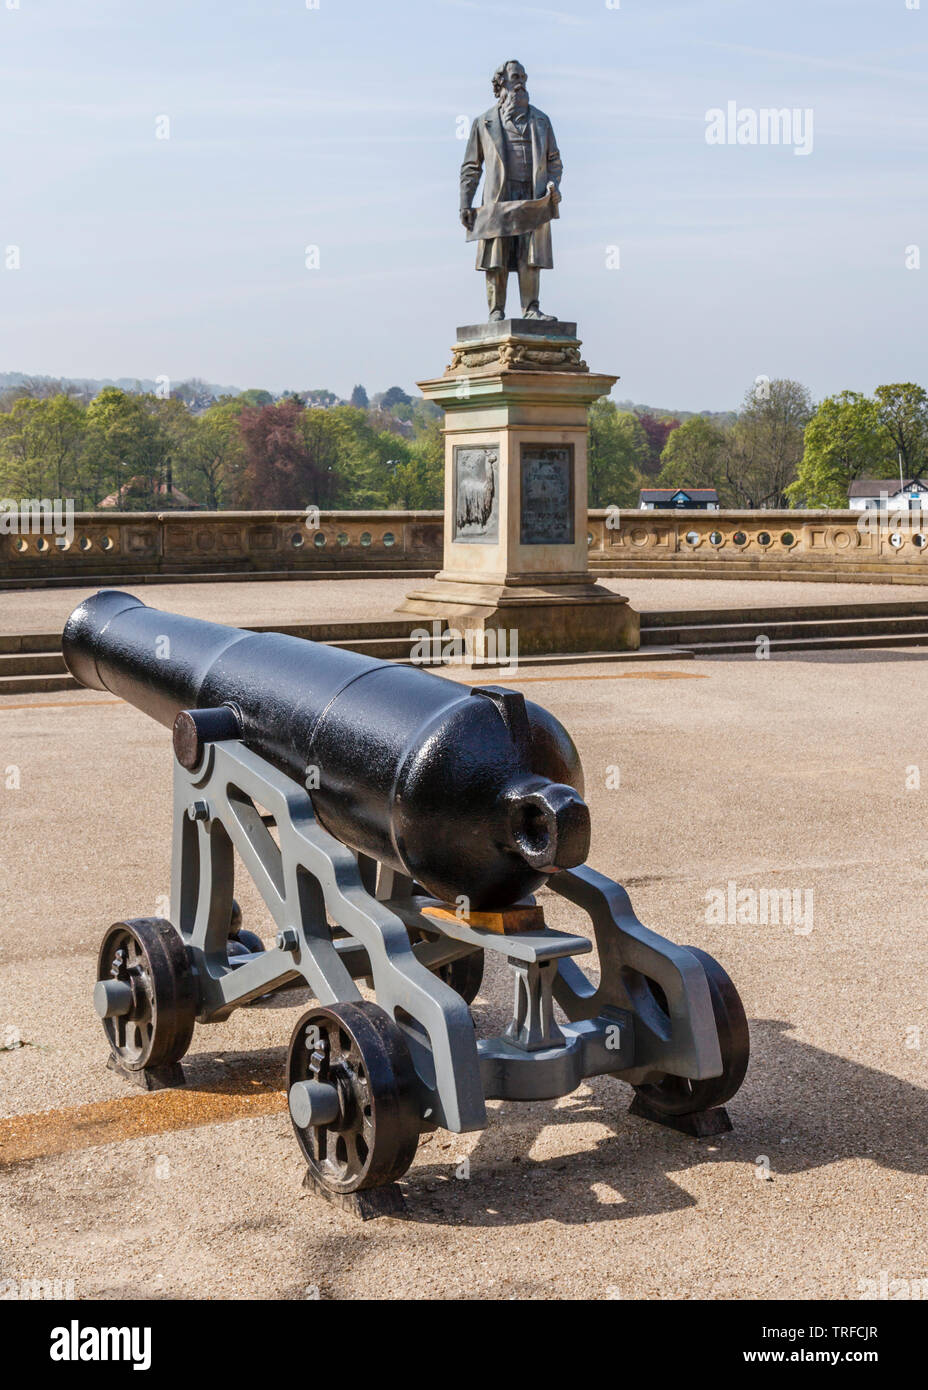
[30,509,445,524]
[589,508,864,521]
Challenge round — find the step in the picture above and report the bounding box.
[591,564,928,586]
[685,632,928,656]
[641,600,928,629]
[325,636,426,659]
[248,618,423,642]
[0,651,69,677]
[0,673,81,694]
[0,631,65,655]
[0,567,438,592]
[642,615,928,646]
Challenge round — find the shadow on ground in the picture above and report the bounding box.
[389,1016,928,1225]
[168,1016,928,1227]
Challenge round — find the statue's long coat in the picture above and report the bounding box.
[459,103,562,270]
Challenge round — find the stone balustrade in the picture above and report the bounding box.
[587,508,928,582]
[5,506,928,587]
[0,510,444,585]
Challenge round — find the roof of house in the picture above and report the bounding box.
[639,487,719,502]
[847,478,927,498]
[98,479,201,509]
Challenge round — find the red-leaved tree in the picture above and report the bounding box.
[235,399,342,508]
[636,412,681,477]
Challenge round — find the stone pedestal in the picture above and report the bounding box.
[399,320,639,656]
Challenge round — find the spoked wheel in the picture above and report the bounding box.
[94,918,196,1072]
[632,947,749,1116]
[287,1001,421,1193]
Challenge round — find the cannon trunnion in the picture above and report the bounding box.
[66,590,749,1207]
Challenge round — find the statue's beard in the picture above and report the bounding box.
[500,88,529,117]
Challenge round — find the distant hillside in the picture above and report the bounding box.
[0,374,735,424]
[614,398,737,426]
[0,372,240,400]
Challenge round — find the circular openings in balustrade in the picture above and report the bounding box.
[587,532,594,546]
[889,532,904,549]
[382,532,396,547]
[35,537,49,553]
[100,536,114,552]
[780,532,795,547]
[708,531,724,546]
[291,532,305,548]
[757,531,772,547]
[337,532,349,547]
[79,536,92,551]
[684,531,701,546]
[313,531,327,548]
[12,537,28,553]
[732,531,748,546]
[360,532,372,547]
[914,534,927,549]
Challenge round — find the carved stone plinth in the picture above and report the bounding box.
[447,319,588,375]
[398,323,639,657]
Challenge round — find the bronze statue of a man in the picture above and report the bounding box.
[460,60,563,323]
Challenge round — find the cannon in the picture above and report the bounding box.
[64,590,749,1205]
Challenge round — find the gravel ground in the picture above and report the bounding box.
[1,648,927,1300]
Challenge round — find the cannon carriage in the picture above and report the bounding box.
[65,589,748,1204]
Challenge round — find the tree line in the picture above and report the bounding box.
[0,382,444,512]
[588,380,928,510]
[1,376,925,513]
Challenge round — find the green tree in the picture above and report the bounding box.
[83,388,173,507]
[588,399,648,507]
[382,412,443,508]
[786,391,891,508]
[0,394,86,501]
[175,400,245,508]
[873,383,928,477]
[725,378,813,508]
[657,414,731,501]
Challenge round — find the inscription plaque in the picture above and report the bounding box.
[453,445,499,543]
[520,444,574,545]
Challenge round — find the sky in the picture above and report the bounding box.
[1,0,925,412]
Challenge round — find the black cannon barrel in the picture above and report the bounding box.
[63,590,590,908]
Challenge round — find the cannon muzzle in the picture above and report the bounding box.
[63,590,590,908]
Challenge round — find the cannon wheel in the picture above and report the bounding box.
[96,918,196,1072]
[632,947,749,1116]
[435,948,484,1005]
[227,897,265,956]
[287,1001,421,1193]
[408,927,484,1005]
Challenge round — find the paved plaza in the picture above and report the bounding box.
[1,579,926,1299]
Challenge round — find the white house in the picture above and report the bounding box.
[847,478,928,512]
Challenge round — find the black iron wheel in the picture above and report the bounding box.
[435,949,484,1005]
[95,918,196,1071]
[409,928,484,1005]
[227,898,265,956]
[632,947,749,1116]
[287,1001,421,1193]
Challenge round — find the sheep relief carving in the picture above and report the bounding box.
[454,445,499,543]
